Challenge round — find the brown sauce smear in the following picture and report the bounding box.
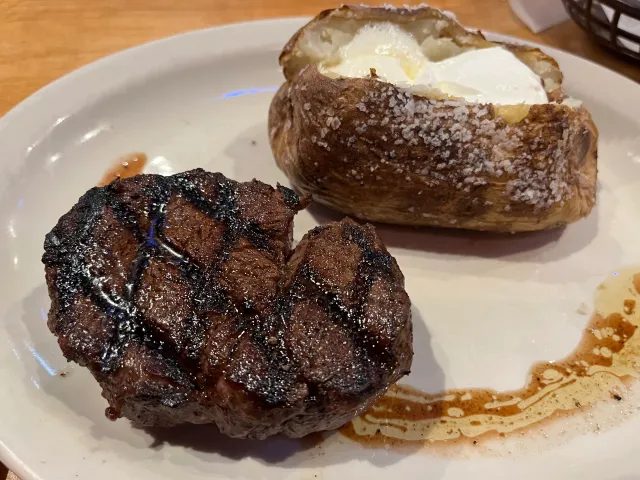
[98,153,147,186]
[342,269,640,447]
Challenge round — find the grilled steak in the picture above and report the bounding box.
[42,169,412,439]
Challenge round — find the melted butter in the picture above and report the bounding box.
[320,22,548,105]
[342,268,640,446]
[98,152,147,186]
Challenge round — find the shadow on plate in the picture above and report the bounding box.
[143,424,328,464]
[307,200,601,263]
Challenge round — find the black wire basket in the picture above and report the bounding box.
[562,0,640,62]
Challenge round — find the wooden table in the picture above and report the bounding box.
[1,0,639,119]
[0,0,638,478]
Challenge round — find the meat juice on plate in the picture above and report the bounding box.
[98,153,148,186]
[342,269,640,448]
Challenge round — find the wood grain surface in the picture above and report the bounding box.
[0,0,638,478]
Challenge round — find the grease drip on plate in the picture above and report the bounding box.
[342,269,640,447]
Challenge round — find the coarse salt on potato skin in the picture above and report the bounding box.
[269,5,598,233]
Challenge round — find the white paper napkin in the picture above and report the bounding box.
[509,0,570,33]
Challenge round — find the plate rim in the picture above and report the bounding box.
[1,17,639,480]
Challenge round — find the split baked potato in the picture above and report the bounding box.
[268,5,598,232]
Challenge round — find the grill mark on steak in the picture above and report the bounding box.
[43,169,413,438]
[270,223,398,400]
[287,263,394,369]
[342,222,396,365]
[277,222,397,369]
[50,172,281,375]
[112,173,279,373]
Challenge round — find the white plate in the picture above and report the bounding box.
[1,17,640,480]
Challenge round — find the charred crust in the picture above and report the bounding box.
[42,170,412,437]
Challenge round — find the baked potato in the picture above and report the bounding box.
[268,5,598,232]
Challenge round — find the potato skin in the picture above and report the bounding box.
[269,6,598,232]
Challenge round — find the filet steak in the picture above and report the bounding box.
[42,169,412,439]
